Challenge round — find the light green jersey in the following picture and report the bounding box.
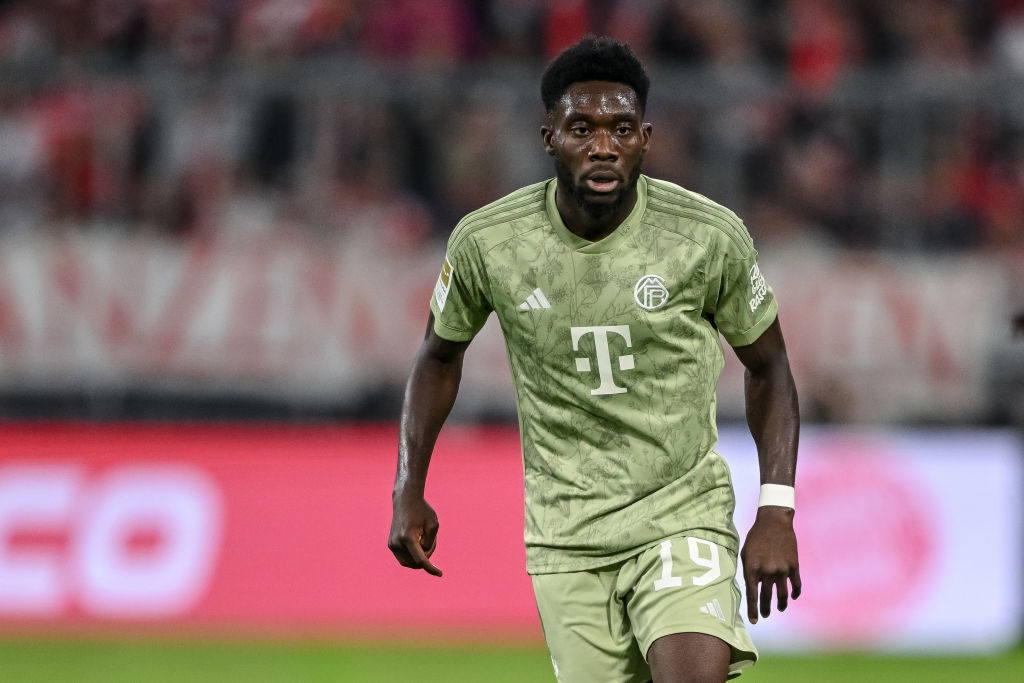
[430,175,778,574]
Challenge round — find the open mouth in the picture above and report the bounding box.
[584,173,621,193]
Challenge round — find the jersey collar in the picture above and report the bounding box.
[545,175,648,254]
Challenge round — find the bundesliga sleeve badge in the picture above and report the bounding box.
[434,256,453,312]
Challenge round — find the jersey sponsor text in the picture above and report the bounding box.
[748,264,767,312]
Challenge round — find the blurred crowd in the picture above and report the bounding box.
[1,0,1024,251]
[5,0,1024,70]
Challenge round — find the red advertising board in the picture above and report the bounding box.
[0,423,539,639]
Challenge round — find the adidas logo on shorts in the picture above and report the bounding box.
[700,598,727,622]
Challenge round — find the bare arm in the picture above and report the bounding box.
[387,313,470,577]
[732,317,801,623]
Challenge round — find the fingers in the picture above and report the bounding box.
[744,566,759,624]
[775,575,789,613]
[388,523,443,577]
[741,521,801,623]
[388,500,442,577]
[389,533,443,576]
[421,520,439,557]
[758,577,773,619]
[402,536,443,577]
[745,565,801,623]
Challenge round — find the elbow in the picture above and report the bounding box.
[746,349,792,382]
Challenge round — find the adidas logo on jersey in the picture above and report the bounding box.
[519,288,551,311]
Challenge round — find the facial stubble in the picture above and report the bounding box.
[553,157,644,222]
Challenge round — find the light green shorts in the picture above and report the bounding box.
[531,535,757,682]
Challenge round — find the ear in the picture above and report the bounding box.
[540,125,556,156]
[640,122,653,154]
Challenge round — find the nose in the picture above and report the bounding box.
[588,130,617,161]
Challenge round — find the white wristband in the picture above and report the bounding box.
[758,484,795,509]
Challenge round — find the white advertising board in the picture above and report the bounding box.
[719,427,1023,653]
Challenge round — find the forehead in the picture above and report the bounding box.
[554,81,641,120]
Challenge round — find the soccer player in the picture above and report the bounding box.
[389,35,800,682]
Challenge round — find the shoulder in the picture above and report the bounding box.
[643,176,754,254]
[448,181,549,254]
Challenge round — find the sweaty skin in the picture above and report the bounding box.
[541,81,652,242]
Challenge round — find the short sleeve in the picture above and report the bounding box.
[429,233,492,342]
[704,234,778,348]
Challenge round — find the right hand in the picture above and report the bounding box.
[388,493,443,577]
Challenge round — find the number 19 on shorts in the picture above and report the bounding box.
[654,538,721,591]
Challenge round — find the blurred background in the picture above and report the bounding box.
[0,0,1022,681]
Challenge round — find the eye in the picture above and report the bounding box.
[616,124,633,135]
[570,125,590,136]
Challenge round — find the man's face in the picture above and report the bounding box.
[542,81,652,219]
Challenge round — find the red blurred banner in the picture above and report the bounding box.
[0,423,539,639]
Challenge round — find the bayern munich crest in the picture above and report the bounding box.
[634,274,669,310]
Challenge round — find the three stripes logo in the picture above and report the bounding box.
[519,288,551,311]
[699,598,727,622]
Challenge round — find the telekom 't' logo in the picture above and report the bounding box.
[571,325,634,395]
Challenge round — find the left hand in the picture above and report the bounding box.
[740,505,801,624]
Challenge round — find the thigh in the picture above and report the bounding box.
[623,536,758,679]
[647,632,730,683]
[532,568,651,683]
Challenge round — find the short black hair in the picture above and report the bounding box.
[540,35,650,114]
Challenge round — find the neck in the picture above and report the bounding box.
[555,181,638,242]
